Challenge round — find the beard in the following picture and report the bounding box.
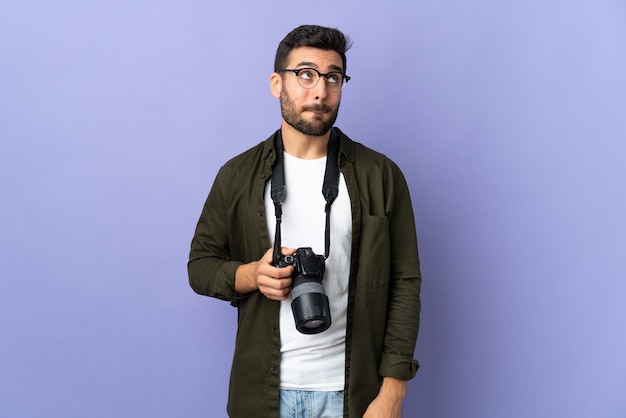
[280,89,339,136]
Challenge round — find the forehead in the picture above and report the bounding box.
[286,46,344,72]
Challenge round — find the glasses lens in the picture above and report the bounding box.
[297,69,318,88]
[325,72,344,91]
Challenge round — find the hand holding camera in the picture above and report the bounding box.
[235,247,295,300]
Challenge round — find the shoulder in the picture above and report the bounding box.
[223,134,275,168]
[217,131,278,177]
[335,127,404,177]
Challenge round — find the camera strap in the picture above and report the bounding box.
[271,128,340,264]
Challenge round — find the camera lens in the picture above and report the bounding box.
[291,286,331,334]
[302,319,326,330]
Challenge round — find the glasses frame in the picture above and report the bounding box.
[277,68,351,90]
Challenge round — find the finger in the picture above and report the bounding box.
[258,277,292,300]
[258,275,292,290]
[274,265,294,278]
[257,258,293,278]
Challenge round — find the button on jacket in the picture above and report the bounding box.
[188,128,421,418]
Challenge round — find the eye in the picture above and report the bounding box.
[298,69,316,80]
[326,73,341,84]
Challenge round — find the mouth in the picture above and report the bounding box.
[303,106,330,119]
[306,111,327,122]
[303,105,330,114]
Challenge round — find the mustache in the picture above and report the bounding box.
[302,104,331,113]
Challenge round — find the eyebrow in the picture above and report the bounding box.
[295,61,344,73]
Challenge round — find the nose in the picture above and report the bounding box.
[312,77,328,100]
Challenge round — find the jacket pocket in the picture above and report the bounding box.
[358,215,391,288]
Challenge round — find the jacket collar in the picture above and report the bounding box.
[261,127,355,167]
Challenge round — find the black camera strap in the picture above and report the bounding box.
[271,128,340,264]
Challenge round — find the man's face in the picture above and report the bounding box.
[274,47,344,137]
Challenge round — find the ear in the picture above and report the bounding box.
[270,72,282,98]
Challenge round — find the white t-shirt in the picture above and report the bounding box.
[265,151,352,391]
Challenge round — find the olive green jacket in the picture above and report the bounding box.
[188,128,421,417]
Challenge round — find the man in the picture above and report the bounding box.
[188,25,421,418]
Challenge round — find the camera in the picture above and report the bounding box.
[276,247,331,334]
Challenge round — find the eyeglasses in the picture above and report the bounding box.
[278,68,350,91]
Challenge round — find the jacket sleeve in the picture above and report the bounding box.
[379,167,421,380]
[187,166,246,305]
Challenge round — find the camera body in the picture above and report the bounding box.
[276,247,331,334]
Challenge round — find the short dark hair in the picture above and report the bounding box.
[274,25,353,73]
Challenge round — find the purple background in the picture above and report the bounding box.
[1,1,625,417]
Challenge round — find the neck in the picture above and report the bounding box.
[280,121,330,159]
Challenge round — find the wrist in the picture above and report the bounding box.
[379,376,407,400]
[234,262,258,294]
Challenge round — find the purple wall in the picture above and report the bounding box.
[1,1,625,417]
